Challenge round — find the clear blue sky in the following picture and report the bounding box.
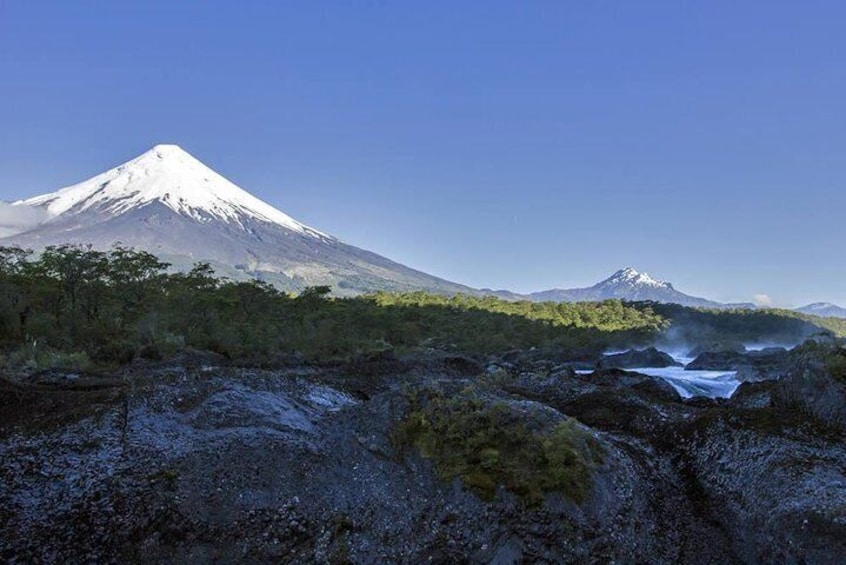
[1,1,845,306]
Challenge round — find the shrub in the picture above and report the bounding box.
[825,351,846,383]
[394,391,604,505]
[138,332,185,360]
[6,341,92,372]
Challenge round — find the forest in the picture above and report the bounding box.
[0,244,841,371]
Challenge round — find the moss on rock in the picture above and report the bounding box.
[394,390,603,505]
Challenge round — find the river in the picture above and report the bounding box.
[590,351,742,399]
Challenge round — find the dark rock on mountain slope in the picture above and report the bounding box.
[2,345,845,563]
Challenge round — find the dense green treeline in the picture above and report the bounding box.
[0,245,666,368]
[643,302,846,346]
[0,244,840,371]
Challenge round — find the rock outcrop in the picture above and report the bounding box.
[686,347,790,382]
[1,346,844,563]
[599,347,682,369]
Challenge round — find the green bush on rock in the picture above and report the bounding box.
[394,391,604,505]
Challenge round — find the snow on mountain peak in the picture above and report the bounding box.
[806,302,835,309]
[795,302,846,318]
[605,267,669,289]
[18,145,328,237]
[151,143,184,153]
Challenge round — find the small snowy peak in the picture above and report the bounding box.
[150,144,185,157]
[527,267,722,308]
[18,145,330,238]
[795,302,846,318]
[602,267,670,290]
[802,302,837,311]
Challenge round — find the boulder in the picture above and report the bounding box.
[599,348,681,369]
[744,348,790,380]
[747,346,788,357]
[728,381,775,409]
[687,348,790,382]
[772,366,846,432]
[677,404,846,563]
[685,351,751,371]
[590,368,681,402]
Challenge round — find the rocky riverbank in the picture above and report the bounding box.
[1,344,844,563]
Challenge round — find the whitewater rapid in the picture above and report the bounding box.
[586,351,742,399]
[629,355,740,399]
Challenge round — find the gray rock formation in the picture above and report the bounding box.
[2,348,844,562]
[599,347,682,369]
[686,348,790,382]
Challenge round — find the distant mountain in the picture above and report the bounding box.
[528,267,724,307]
[2,145,819,309]
[795,302,846,319]
[488,267,753,309]
[478,288,525,301]
[0,145,476,296]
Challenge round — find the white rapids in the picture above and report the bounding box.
[581,351,743,399]
[629,355,740,399]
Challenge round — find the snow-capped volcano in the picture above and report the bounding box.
[523,267,729,307]
[596,267,673,292]
[0,145,474,296]
[19,144,327,237]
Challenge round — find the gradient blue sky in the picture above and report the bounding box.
[1,1,844,306]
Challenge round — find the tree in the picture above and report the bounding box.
[0,246,33,341]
